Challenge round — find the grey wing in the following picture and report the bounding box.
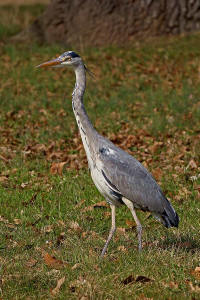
[98,143,169,214]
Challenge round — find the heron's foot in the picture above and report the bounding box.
[100,246,107,258]
[100,242,108,258]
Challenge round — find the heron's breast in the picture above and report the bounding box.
[91,167,123,206]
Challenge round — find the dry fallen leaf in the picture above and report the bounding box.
[93,201,108,208]
[75,199,86,208]
[125,219,136,228]
[117,245,127,252]
[117,227,126,234]
[138,295,153,300]
[26,258,37,268]
[149,142,163,154]
[42,225,53,233]
[104,211,111,218]
[195,266,200,273]
[79,297,88,300]
[0,154,8,162]
[69,221,82,231]
[57,220,66,227]
[71,263,81,270]
[191,266,200,280]
[187,281,200,292]
[0,216,9,223]
[82,201,108,212]
[136,275,152,283]
[51,276,65,296]
[14,218,21,225]
[21,182,28,188]
[56,232,65,246]
[0,176,8,182]
[168,281,179,289]
[121,274,135,285]
[152,167,163,181]
[43,252,67,269]
[121,274,152,285]
[50,161,67,175]
[187,159,198,169]
[6,223,16,229]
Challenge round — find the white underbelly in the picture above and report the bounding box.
[90,167,122,206]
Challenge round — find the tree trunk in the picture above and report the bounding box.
[21,0,200,46]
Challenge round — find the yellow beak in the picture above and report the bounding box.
[36,58,61,68]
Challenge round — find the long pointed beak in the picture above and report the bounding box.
[36,57,62,68]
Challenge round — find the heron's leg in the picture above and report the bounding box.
[100,204,116,258]
[122,197,142,251]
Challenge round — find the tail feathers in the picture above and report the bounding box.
[161,199,179,228]
[161,210,179,228]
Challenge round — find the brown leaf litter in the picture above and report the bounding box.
[51,276,65,296]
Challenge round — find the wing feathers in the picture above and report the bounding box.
[99,144,177,218]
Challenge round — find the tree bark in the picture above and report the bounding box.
[21,0,200,46]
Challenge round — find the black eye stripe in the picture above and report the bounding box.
[68,51,80,58]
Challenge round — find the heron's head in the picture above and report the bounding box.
[36,51,82,69]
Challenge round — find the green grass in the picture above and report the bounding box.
[0,5,200,299]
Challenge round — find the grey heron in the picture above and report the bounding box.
[37,51,179,257]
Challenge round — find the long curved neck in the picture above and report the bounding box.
[72,63,98,167]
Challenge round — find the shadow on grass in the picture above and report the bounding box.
[124,230,200,253]
[157,233,200,253]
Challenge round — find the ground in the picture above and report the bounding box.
[0,3,200,300]
[0,0,49,5]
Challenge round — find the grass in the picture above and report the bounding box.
[0,4,200,299]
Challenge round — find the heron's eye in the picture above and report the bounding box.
[64,56,71,61]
